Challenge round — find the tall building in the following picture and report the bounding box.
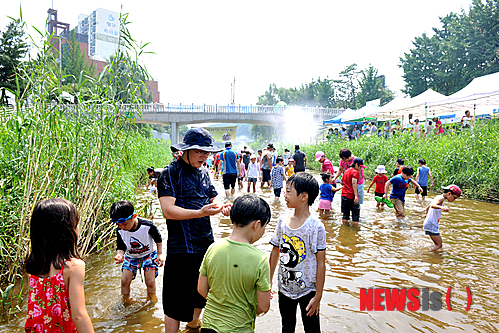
[75,8,120,62]
[47,7,160,103]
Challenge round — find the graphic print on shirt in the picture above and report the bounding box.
[129,236,150,255]
[279,234,306,290]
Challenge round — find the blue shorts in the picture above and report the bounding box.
[123,250,159,280]
[425,230,440,236]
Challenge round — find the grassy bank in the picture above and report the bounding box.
[298,120,499,202]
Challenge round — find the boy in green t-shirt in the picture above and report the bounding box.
[198,194,272,333]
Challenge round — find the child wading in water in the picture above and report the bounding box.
[318,172,342,216]
[415,158,434,201]
[271,156,287,201]
[198,194,271,332]
[247,154,260,193]
[25,199,94,333]
[384,166,423,219]
[367,165,388,208]
[111,200,164,301]
[423,185,461,251]
[269,172,325,332]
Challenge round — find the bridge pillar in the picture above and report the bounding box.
[171,122,178,145]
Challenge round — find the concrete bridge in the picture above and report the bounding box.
[124,104,342,144]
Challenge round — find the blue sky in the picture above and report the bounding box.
[2,0,476,105]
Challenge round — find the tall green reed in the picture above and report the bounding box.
[0,11,170,315]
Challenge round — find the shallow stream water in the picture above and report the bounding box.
[2,170,499,332]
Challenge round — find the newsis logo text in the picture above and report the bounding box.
[360,287,472,312]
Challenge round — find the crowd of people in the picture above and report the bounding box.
[24,127,462,333]
[326,111,474,141]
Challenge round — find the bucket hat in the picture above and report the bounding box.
[171,127,222,153]
[315,151,325,161]
[375,165,387,173]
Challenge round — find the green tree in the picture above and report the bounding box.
[400,0,499,97]
[257,83,278,105]
[337,63,359,108]
[0,19,28,104]
[356,66,395,107]
[61,30,94,84]
[250,124,275,140]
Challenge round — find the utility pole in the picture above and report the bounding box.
[232,77,236,105]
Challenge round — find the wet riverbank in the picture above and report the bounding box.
[2,170,498,332]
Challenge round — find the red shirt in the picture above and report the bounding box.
[373,174,388,193]
[214,154,220,166]
[341,168,360,199]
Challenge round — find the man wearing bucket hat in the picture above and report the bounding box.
[315,151,334,174]
[423,185,461,251]
[157,127,231,332]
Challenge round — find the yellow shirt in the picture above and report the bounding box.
[286,165,295,177]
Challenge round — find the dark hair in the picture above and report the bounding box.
[402,166,414,176]
[25,199,81,276]
[429,121,433,125]
[287,173,319,206]
[276,157,283,164]
[147,167,154,173]
[351,157,364,168]
[258,149,262,153]
[110,200,135,220]
[339,148,352,159]
[418,159,426,165]
[225,142,232,148]
[396,158,405,165]
[285,149,290,152]
[230,194,271,227]
[320,172,331,182]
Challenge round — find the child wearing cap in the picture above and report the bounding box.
[315,151,334,174]
[384,166,423,219]
[247,154,260,193]
[367,165,388,208]
[111,200,164,301]
[423,185,461,251]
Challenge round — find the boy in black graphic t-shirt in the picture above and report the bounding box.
[111,200,164,301]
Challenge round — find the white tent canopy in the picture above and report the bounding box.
[342,99,380,122]
[371,89,447,119]
[372,72,499,121]
[323,108,358,124]
[425,72,499,114]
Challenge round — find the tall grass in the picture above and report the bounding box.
[0,12,170,315]
[300,120,499,202]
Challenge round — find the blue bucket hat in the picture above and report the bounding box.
[171,127,222,153]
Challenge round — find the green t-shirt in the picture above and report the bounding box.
[199,238,271,333]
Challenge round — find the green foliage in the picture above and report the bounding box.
[256,63,395,109]
[0,10,169,315]
[0,19,28,104]
[300,120,499,202]
[400,0,499,97]
[250,124,275,141]
[61,30,95,85]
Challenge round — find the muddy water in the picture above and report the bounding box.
[2,170,499,332]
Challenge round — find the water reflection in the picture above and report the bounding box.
[2,170,499,332]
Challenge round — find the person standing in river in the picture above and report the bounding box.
[157,128,231,333]
[292,145,307,173]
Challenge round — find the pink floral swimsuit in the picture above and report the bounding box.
[25,264,77,333]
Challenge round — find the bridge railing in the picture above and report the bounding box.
[118,103,343,115]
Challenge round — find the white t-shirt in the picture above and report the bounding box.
[462,115,473,127]
[270,215,326,299]
[423,199,445,233]
[247,162,260,178]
